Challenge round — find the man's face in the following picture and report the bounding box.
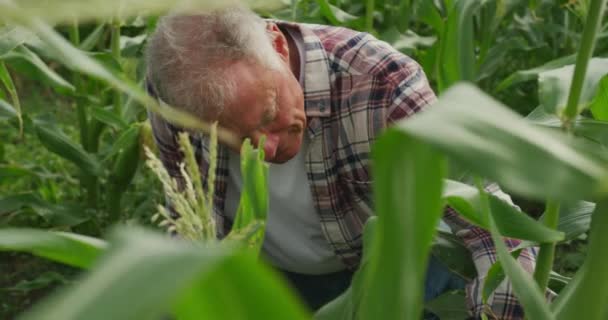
[219,60,306,163]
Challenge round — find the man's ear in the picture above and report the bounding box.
[266,23,289,63]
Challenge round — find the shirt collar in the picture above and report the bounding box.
[271,20,332,119]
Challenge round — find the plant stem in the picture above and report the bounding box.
[561,0,607,125]
[111,19,122,115]
[69,20,88,150]
[533,200,561,291]
[69,20,99,211]
[365,0,375,33]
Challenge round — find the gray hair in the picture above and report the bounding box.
[146,7,284,120]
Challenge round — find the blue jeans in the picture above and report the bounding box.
[280,255,466,319]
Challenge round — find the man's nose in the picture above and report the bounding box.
[251,131,279,159]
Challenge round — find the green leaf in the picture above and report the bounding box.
[0,193,91,227]
[79,24,106,51]
[0,164,37,181]
[424,290,469,320]
[359,130,447,319]
[396,83,608,201]
[538,58,608,115]
[589,74,608,120]
[557,200,594,240]
[0,25,40,57]
[432,231,477,281]
[527,105,608,148]
[443,180,564,242]
[438,0,481,90]
[0,97,17,119]
[315,217,378,320]
[0,0,287,25]
[0,228,107,268]
[554,198,608,320]
[227,138,269,251]
[90,105,128,130]
[496,54,576,92]
[3,45,75,94]
[483,193,555,319]
[314,0,359,26]
[35,123,101,176]
[481,250,522,303]
[0,61,22,133]
[18,227,309,320]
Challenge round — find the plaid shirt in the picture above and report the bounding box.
[149,20,538,319]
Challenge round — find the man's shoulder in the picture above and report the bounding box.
[286,21,421,84]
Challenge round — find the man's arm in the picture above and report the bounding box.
[383,61,538,319]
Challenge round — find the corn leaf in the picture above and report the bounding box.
[0,0,286,25]
[496,54,576,92]
[17,227,309,320]
[358,130,447,319]
[538,58,608,116]
[431,231,477,281]
[438,0,480,90]
[482,191,555,319]
[35,123,102,176]
[589,74,608,120]
[554,198,608,320]
[0,97,16,119]
[227,139,269,251]
[443,180,565,242]
[3,45,75,94]
[0,228,107,268]
[395,83,608,201]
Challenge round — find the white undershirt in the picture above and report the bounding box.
[224,134,345,274]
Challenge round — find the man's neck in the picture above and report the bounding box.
[281,27,301,82]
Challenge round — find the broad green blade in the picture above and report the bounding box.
[0,25,40,56]
[485,201,555,319]
[481,250,522,303]
[90,106,129,130]
[359,130,447,320]
[438,0,480,90]
[35,123,102,176]
[396,83,608,201]
[315,0,359,26]
[18,227,308,320]
[0,193,91,227]
[589,74,608,120]
[227,139,269,251]
[0,97,17,119]
[443,180,564,242]
[3,45,75,94]
[173,252,309,319]
[538,58,608,115]
[0,228,107,268]
[556,200,594,240]
[526,105,608,148]
[431,231,476,281]
[554,198,608,320]
[0,0,286,25]
[424,290,469,320]
[314,217,378,320]
[496,54,576,92]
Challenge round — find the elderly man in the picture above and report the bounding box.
[145,7,536,319]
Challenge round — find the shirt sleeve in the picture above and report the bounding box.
[384,62,540,319]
